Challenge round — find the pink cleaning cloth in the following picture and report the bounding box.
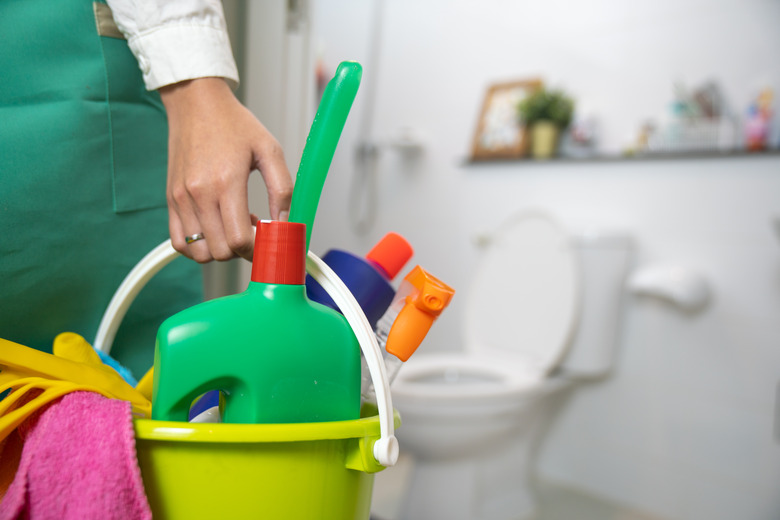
[0,391,151,520]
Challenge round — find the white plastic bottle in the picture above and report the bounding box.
[361,266,455,402]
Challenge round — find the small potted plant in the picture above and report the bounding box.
[517,87,574,159]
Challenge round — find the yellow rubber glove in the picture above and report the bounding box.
[136,367,154,402]
[0,335,151,443]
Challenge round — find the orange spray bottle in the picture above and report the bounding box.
[362,266,455,399]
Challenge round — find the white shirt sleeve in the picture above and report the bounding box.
[105,0,240,91]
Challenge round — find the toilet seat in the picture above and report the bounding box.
[393,211,580,407]
[392,352,566,425]
[464,211,580,378]
[394,352,544,400]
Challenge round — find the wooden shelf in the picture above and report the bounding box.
[463,148,780,166]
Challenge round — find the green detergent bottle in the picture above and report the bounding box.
[151,220,361,423]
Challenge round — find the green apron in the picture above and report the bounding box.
[0,0,203,378]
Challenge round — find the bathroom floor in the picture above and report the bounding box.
[370,454,665,520]
[532,483,665,520]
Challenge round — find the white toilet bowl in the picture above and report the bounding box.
[391,211,633,520]
[393,352,568,457]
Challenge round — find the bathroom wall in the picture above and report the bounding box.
[243,1,780,518]
[456,155,780,520]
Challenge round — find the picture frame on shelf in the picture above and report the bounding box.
[470,79,543,160]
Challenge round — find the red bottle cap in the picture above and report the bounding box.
[365,232,414,280]
[251,221,307,285]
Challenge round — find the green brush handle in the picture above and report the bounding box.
[288,61,362,250]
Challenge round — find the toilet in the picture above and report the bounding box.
[391,210,634,520]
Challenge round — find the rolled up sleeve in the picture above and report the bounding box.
[105,0,239,90]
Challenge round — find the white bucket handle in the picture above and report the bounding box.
[93,236,398,467]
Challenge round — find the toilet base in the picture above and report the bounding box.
[393,376,575,520]
[399,434,537,520]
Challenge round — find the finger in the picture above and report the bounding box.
[172,183,219,263]
[218,177,255,261]
[168,197,194,259]
[255,136,293,221]
[188,185,235,263]
[183,219,214,263]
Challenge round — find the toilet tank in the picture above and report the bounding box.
[558,229,635,379]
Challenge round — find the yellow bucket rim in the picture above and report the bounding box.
[134,410,401,444]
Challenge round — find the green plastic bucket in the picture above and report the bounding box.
[134,407,400,520]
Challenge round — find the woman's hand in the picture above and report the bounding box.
[160,77,293,262]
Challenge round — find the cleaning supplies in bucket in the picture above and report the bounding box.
[0,391,152,520]
[1,59,402,520]
[362,266,455,400]
[152,220,361,423]
[306,232,414,328]
[0,333,151,443]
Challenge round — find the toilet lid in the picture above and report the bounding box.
[465,211,580,378]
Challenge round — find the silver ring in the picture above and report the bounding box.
[185,233,206,244]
